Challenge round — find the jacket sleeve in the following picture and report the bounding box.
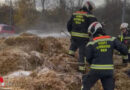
[85,44,93,64]
[88,16,98,25]
[117,35,121,41]
[114,38,128,55]
[67,16,73,32]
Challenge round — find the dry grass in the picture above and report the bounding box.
[115,64,130,90]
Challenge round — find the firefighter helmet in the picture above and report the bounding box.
[88,22,103,35]
[82,1,96,11]
[120,23,129,30]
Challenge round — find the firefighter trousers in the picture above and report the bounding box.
[128,46,130,62]
[69,37,89,63]
[122,46,130,63]
[82,70,114,90]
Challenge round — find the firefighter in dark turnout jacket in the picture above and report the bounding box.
[82,22,128,90]
[67,1,97,73]
[119,23,130,63]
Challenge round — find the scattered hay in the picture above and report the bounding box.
[4,34,65,54]
[0,48,30,75]
[0,33,129,90]
[20,33,37,37]
[4,35,42,52]
[7,70,81,90]
[0,48,45,75]
[115,64,130,90]
[32,71,68,90]
[41,37,65,54]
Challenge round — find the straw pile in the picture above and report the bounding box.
[0,33,129,90]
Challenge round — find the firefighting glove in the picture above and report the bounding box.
[78,65,86,74]
[124,40,128,44]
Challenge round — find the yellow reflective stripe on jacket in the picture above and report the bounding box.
[68,50,75,55]
[122,55,128,59]
[79,66,86,71]
[81,85,83,90]
[120,33,123,42]
[73,13,95,18]
[124,37,130,39]
[128,48,130,53]
[90,64,114,70]
[87,37,116,46]
[71,32,89,38]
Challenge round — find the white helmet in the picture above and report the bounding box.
[82,0,96,11]
[120,23,129,30]
[88,22,102,35]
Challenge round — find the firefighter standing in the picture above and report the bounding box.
[67,1,97,73]
[82,22,128,90]
[119,23,130,63]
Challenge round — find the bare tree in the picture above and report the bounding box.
[67,0,75,13]
[59,0,66,10]
[77,0,83,8]
[32,0,36,10]
[41,0,46,12]
[102,0,123,35]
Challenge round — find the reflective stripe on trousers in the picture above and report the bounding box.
[71,32,89,38]
[79,66,86,71]
[122,55,128,59]
[90,64,114,70]
[128,48,130,53]
[124,37,130,39]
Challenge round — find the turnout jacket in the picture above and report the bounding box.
[118,30,130,46]
[85,35,128,70]
[67,8,97,38]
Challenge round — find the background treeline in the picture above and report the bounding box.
[0,0,130,35]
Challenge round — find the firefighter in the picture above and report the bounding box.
[81,22,128,90]
[119,23,130,63]
[67,0,97,73]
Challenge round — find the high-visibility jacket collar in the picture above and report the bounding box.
[75,11,88,14]
[93,35,111,41]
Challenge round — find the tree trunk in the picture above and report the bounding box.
[41,0,46,13]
